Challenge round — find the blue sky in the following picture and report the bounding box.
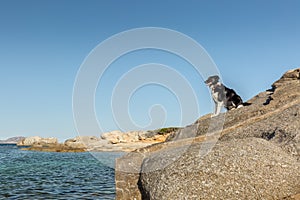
[0,0,299,141]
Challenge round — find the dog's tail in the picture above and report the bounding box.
[242,102,252,106]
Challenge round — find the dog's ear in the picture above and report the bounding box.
[212,75,220,82]
[205,75,220,84]
[204,77,210,84]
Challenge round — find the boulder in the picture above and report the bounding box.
[101,129,179,145]
[101,131,124,144]
[272,68,300,89]
[64,136,100,149]
[101,130,146,144]
[140,138,299,199]
[17,136,58,146]
[115,68,300,199]
[22,136,89,152]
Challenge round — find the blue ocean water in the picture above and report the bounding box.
[0,144,124,199]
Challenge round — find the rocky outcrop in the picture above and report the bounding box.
[101,130,142,144]
[89,128,178,152]
[101,129,176,145]
[64,136,101,149]
[19,128,178,152]
[0,136,25,144]
[140,138,299,199]
[115,68,300,200]
[17,136,58,146]
[24,143,86,152]
[18,136,87,152]
[272,68,300,89]
[16,136,84,152]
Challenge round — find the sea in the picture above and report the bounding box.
[0,144,125,199]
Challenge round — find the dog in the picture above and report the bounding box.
[205,75,250,116]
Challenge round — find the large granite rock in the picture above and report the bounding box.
[24,143,86,153]
[17,136,58,146]
[101,130,141,144]
[101,129,176,145]
[272,68,300,88]
[91,128,179,152]
[19,136,88,152]
[64,136,101,149]
[115,68,300,200]
[140,138,299,199]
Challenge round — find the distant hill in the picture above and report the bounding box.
[0,136,25,144]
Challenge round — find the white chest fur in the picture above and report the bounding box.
[211,90,219,103]
[209,84,222,103]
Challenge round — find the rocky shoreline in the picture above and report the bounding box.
[115,68,300,199]
[7,68,300,199]
[16,128,179,153]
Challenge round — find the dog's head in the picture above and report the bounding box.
[205,75,220,87]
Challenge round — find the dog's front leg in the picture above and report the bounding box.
[213,102,222,116]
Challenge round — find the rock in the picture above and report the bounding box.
[19,136,89,152]
[35,137,58,145]
[101,130,145,144]
[101,131,124,144]
[272,68,300,89]
[140,138,299,199]
[84,129,179,152]
[64,139,86,149]
[19,128,178,153]
[126,131,143,142]
[115,68,300,199]
[64,136,100,149]
[21,136,93,152]
[24,143,86,153]
[17,136,58,146]
[17,136,41,146]
[101,129,178,145]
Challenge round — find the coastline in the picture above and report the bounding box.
[14,128,179,153]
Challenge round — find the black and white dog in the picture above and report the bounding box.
[205,75,250,116]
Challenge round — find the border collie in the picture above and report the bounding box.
[205,75,250,116]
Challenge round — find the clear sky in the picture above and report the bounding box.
[0,0,299,141]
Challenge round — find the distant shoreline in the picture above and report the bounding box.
[0,136,25,144]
